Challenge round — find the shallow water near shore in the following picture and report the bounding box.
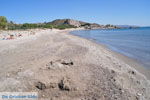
[71,27,150,69]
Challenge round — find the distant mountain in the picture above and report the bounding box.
[115,25,139,29]
[141,26,150,28]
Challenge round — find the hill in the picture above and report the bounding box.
[115,25,139,29]
[48,19,103,29]
[0,16,120,30]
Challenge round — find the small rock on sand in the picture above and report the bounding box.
[46,59,74,70]
[58,77,71,91]
[35,81,46,90]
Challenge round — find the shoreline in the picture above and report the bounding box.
[0,28,149,79]
[68,29,150,80]
[109,48,150,80]
[0,29,150,99]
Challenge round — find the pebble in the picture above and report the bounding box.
[35,81,46,90]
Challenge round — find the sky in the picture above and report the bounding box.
[0,0,150,26]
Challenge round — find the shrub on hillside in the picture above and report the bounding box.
[0,16,7,29]
[54,24,77,30]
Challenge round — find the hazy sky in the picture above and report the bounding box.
[0,0,150,26]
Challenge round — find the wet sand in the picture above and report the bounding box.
[69,30,150,80]
[110,49,150,80]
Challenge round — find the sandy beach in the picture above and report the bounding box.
[0,29,150,100]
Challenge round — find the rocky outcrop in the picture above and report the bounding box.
[83,23,102,29]
[48,19,102,28]
[49,19,82,27]
[66,19,81,27]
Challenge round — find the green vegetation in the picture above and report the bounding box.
[105,24,117,28]
[0,16,7,29]
[0,16,77,30]
[7,23,54,30]
[54,24,77,30]
[0,16,119,30]
[81,23,91,27]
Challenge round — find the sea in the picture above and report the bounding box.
[71,27,150,68]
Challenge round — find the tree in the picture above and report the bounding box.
[105,24,111,27]
[0,16,7,29]
[7,21,15,30]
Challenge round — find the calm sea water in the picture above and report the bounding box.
[71,27,150,68]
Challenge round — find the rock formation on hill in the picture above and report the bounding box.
[48,19,85,27]
[49,19,83,27]
[48,19,103,29]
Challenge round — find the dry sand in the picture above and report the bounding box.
[0,29,150,100]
